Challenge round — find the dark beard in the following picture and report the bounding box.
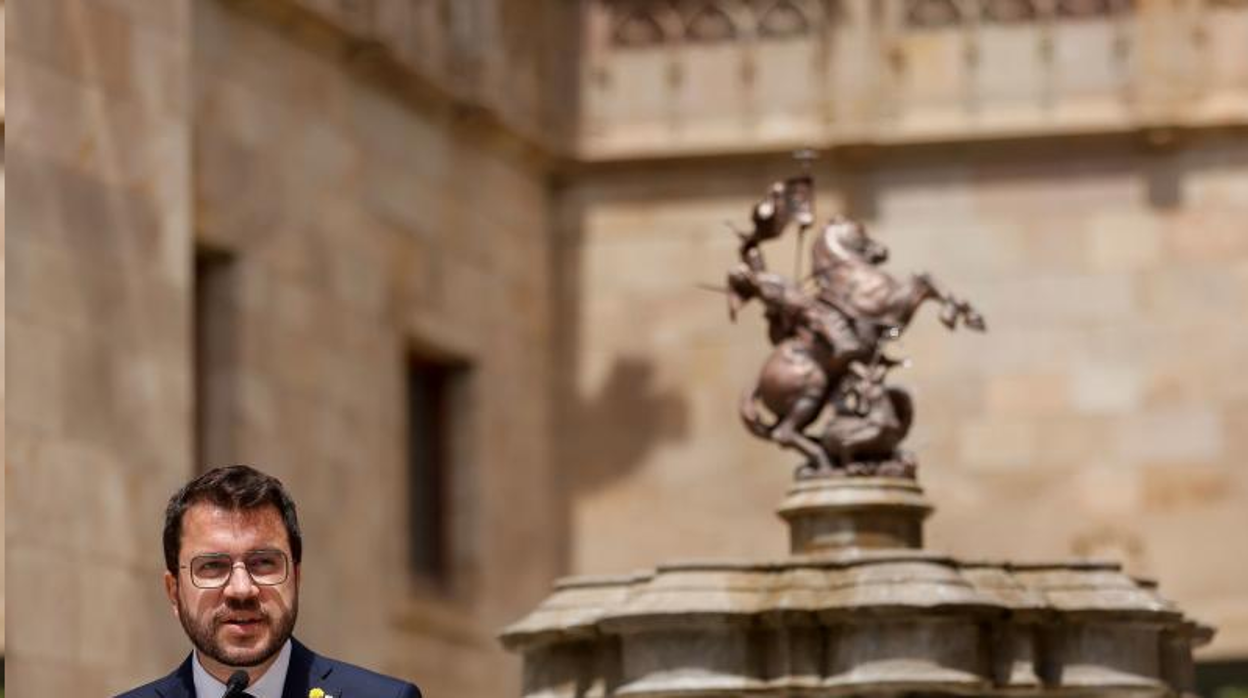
[178,592,298,668]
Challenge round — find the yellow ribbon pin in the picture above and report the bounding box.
[309,689,325,698]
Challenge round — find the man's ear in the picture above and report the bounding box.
[164,570,181,618]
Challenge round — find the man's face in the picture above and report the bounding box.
[164,503,299,670]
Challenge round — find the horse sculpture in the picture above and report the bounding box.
[728,179,984,477]
[731,266,844,472]
[813,216,985,339]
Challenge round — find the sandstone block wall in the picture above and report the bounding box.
[7,0,196,692]
[7,0,1248,695]
[1,0,9,654]
[7,1,562,695]
[188,4,561,695]
[556,136,1248,658]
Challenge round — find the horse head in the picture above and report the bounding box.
[812,216,888,276]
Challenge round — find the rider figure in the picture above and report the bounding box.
[731,219,867,362]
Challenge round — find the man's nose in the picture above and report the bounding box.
[222,562,259,598]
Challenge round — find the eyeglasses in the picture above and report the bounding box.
[182,550,290,589]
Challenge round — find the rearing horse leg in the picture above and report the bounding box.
[915,273,985,331]
[770,393,834,473]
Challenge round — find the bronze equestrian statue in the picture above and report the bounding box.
[726,174,985,478]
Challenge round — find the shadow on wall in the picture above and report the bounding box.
[562,356,690,494]
[546,159,818,577]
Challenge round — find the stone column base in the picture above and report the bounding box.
[777,476,934,554]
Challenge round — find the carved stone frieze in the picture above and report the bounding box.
[605,0,829,48]
[603,0,1140,49]
[686,4,739,42]
[904,0,1134,29]
[758,0,814,38]
[611,8,668,48]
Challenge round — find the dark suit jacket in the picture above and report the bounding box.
[115,638,422,698]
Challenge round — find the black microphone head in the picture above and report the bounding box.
[226,670,250,695]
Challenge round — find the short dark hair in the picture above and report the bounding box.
[163,465,303,575]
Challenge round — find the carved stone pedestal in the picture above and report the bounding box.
[502,474,1213,698]
[778,477,933,553]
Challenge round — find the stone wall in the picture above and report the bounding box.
[557,0,1248,673]
[286,0,578,153]
[6,0,561,695]
[7,0,1248,694]
[7,0,196,692]
[189,3,559,695]
[555,134,1248,658]
[1,0,8,656]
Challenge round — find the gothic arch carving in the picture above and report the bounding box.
[607,0,830,47]
[612,7,669,48]
[903,0,1135,28]
[905,0,963,28]
[981,0,1037,23]
[685,2,740,42]
[757,0,813,38]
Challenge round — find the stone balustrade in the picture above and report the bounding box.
[193,0,1248,162]
[581,0,1248,159]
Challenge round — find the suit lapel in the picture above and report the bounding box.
[282,638,339,698]
[155,642,345,698]
[156,654,197,698]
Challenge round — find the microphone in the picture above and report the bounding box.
[225,670,250,697]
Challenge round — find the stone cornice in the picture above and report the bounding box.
[217,0,572,171]
[218,0,1248,171]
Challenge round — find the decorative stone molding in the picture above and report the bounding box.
[606,0,829,48]
[603,0,1139,48]
[904,0,1135,29]
[262,0,563,155]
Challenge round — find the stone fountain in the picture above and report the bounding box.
[501,169,1212,697]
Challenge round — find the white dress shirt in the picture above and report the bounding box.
[192,639,293,698]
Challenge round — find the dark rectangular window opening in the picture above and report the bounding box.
[406,352,468,589]
[194,246,238,474]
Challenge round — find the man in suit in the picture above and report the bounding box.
[117,465,421,698]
